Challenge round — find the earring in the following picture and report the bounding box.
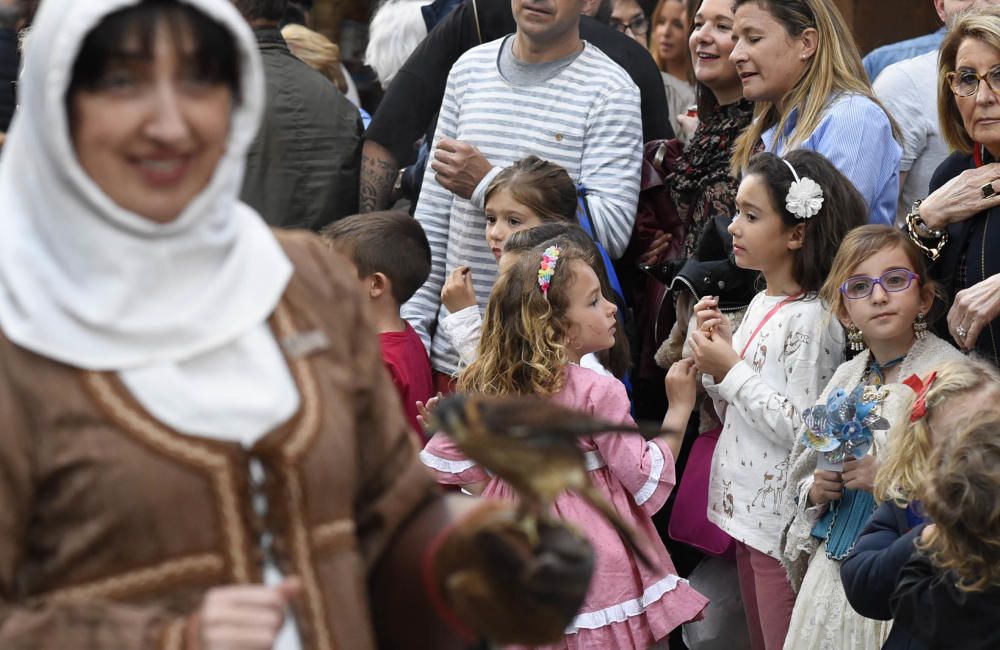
[848,324,866,352]
[913,312,928,340]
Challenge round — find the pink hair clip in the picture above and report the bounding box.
[537,245,562,297]
[903,371,938,423]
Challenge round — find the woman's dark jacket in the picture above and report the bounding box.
[926,152,1000,366]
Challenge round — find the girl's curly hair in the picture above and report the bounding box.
[919,410,1000,592]
[457,244,590,397]
[875,359,1000,507]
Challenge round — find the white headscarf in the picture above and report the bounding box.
[0,0,292,371]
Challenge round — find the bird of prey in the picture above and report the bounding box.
[429,392,661,568]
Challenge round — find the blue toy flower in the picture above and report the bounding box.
[801,384,888,464]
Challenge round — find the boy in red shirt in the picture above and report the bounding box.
[323,211,434,441]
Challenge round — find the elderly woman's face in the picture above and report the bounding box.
[954,37,1000,152]
[70,20,233,223]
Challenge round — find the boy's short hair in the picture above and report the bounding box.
[321,211,431,306]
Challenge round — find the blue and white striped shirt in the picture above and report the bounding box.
[402,37,643,376]
[762,93,901,226]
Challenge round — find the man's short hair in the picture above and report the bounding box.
[232,0,288,22]
[321,211,431,307]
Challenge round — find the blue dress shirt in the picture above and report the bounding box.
[863,28,945,82]
[762,93,901,226]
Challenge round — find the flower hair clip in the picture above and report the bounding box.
[537,245,562,297]
[903,371,938,423]
[783,159,824,220]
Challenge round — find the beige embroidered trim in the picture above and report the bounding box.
[47,553,224,603]
[312,519,356,552]
[85,373,253,584]
[273,303,333,650]
[160,617,188,650]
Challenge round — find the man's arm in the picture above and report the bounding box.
[360,0,493,213]
[579,83,644,259]
[359,140,399,213]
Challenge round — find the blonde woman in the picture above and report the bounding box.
[729,0,901,225]
[281,23,348,94]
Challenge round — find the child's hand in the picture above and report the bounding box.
[416,393,443,433]
[688,330,740,382]
[809,470,844,506]
[693,296,720,331]
[442,266,476,313]
[700,311,733,345]
[843,455,879,493]
[665,358,698,409]
[694,297,730,343]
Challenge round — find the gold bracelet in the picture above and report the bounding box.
[906,210,949,261]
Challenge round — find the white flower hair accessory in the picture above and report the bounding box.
[783,159,824,220]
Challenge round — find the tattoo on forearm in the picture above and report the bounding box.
[359,153,398,213]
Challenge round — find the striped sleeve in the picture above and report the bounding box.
[580,82,642,259]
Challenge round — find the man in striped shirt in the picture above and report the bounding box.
[402,0,643,380]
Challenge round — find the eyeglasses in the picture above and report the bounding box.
[840,269,920,300]
[609,15,649,35]
[946,65,1000,97]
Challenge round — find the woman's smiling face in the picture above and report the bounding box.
[70,19,233,223]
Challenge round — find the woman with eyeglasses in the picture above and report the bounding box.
[906,7,1000,368]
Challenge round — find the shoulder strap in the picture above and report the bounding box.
[471,0,482,44]
[739,294,801,359]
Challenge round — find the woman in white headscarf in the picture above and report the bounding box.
[0,1,591,648]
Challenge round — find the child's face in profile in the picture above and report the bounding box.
[729,173,802,275]
[485,188,544,262]
[563,260,619,361]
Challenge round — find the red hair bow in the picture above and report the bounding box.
[903,371,938,423]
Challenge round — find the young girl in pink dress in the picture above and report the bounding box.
[421,239,709,648]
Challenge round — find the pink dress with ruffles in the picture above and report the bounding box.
[420,364,708,648]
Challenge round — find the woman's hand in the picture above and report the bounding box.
[920,523,937,542]
[947,273,1000,351]
[639,230,673,267]
[688,329,740,382]
[192,579,301,650]
[842,455,879,493]
[919,162,1000,231]
[442,266,476,314]
[808,470,844,506]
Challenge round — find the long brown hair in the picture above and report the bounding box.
[458,244,590,397]
[649,0,693,81]
[729,0,898,175]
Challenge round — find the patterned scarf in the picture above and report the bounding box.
[667,98,754,257]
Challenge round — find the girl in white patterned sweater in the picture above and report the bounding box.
[688,150,866,650]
